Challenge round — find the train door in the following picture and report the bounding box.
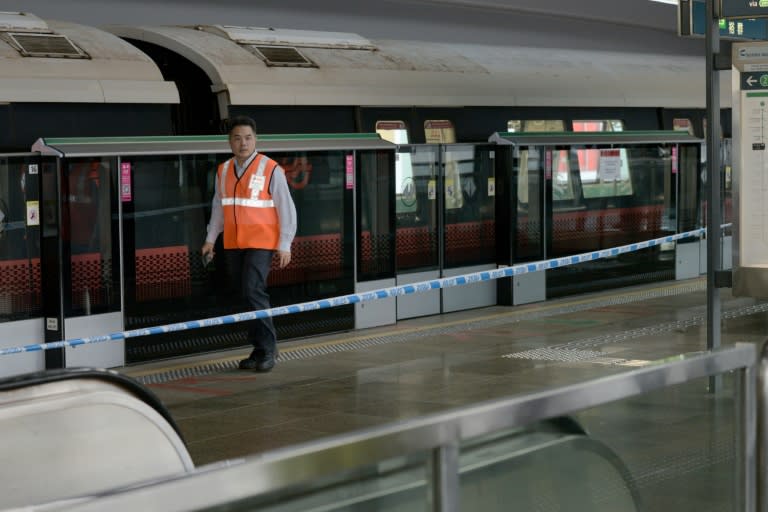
[511,143,547,305]
[58,157,122,368]
[355,147,396,329]
[675,125,705,280]
[393,144,441,319]
[0,154,44,376]
[512,119,565,305]
[377,120,441,320]
[441,142,497,312]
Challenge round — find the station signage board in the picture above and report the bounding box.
[680,0,768,39]
[731,42,768,297]
[720,0,768,19]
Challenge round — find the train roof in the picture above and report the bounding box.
[0,12,178,103]
[107,24,730,109]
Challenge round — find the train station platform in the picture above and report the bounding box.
[116,276,758,512]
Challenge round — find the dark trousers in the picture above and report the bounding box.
[225,248,276,356]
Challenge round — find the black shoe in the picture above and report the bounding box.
[254,354,275,373]
[238,357,260,370]
[238,352,276,372]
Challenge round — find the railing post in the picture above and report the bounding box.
[431,441,460,512]
[742,347,757,512]
[756,341,768,512]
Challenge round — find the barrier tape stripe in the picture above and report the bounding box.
[0,228,708,356]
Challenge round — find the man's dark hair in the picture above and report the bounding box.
[226,116,257,135]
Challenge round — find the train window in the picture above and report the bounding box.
[395,146,439,272]
[552,150,575,201]
[574,147,633,199]
[516,147,536,205]
[396,149,417,215]
[515,120,572,203]
[524,120,565,132]
[376,121,409,144]
[518,148,574,203]
[673,118,694,135]
[424,120,456,143]
[376,122,416,215]
[572,120,624,132]
[572,120,631,198]
[506,120,565,132]
[379,120,416,218]
[443,145,496,268]
[358,150,396,281]
[444,155,463,210]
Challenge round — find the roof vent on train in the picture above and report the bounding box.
[249,46,316,67]
[0,11,88,58]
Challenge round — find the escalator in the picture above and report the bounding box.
[0,368,194,509]
[227,417,641,512]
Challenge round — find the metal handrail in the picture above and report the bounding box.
[49,343,757,512]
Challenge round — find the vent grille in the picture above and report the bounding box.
[247,45,316,67]
[5,32,88,59]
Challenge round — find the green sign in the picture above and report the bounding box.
[740,72,768,89]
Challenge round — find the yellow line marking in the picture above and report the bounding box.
[123,279,704,379]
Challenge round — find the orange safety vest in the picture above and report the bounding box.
[218,154,280,250]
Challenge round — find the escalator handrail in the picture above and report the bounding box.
[0,367,186,443]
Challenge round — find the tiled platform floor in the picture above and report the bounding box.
[123,277,763,511]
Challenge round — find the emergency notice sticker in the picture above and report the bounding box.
[345,155,354,190]
[598,149,622,182]
[120,162,132,202]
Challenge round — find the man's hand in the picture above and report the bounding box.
[277,250,291,268]
[201,242,215,265]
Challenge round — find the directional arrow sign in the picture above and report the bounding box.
[741,72,768,89]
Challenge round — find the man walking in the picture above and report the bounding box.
[202,116,297,372]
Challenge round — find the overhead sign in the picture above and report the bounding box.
[736,45,768,59]
[715,14,768,39]
[741,71,768,88]
[680,0,768,39]
[721,0,768,19]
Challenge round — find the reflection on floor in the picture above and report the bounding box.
[123,277,761,512]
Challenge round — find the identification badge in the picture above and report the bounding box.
[249,175,266,192]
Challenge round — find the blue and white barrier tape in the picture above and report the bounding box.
[0,227,708,356]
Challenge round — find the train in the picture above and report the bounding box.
[0,11,732,149]
[0,11,721,372]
